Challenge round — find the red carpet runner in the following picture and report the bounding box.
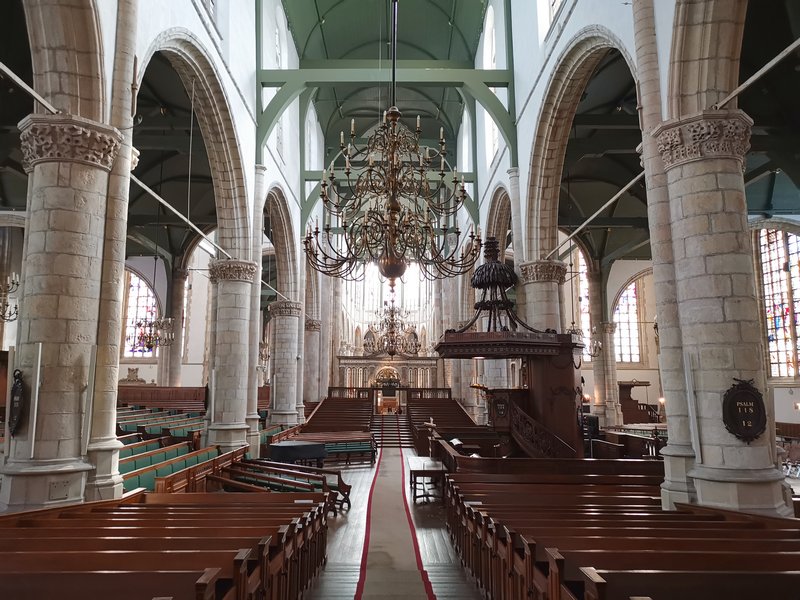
[354,447,435,599]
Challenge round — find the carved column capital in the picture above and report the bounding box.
[653,110,752,170]
[130,146,140,171]
[599,322,617,335]
[305,317,321,331]
[18,113,122,173]
[209,259,258,283]
[173,268,189,282]
[269,300,303,318]
[519,259,567,284]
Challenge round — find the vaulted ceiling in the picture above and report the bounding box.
[281,0,488,166]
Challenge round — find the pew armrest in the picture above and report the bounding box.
[195,567,222,600]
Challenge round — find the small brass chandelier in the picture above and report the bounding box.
[303,0,481,287]
[364,288,421,358]
[129,314,175,353]
[0,271,19,322]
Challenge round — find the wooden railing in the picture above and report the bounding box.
[509,400,576,458]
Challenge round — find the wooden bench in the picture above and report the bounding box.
[0,490,331,600]
[118,436,170,459]
[123,446,219,491]
[248,459,352,509]
[119,441,193,474]
[118,386,207,413]
[580,568,800,600]
[442,455,800,600]
[153,446,248,493]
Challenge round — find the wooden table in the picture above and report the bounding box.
[407,456,447,503]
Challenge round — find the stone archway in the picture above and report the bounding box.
[486,185,512,262]
[525,27,638,261]
[140,30,251,257]
[667,0,748,119]
[265,186,299,302]
[22,0,105,120]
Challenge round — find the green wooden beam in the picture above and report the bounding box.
[257,64,514,163]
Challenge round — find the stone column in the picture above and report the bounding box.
[294,268,307,424]
[633,0,696,509]
[268,300,302,425]
[318,276,332,397]
[207,259,257,451]
[519,259,567,331]
[246,165,266,454]
[654,110,790,515]
[83,0,138,502]
[329,278,342,387]
[598,322,622,426]
[586,271,621,425]
[166,268,189,386]
[0,114,122,511]
[507,167,527,314]
[303,317,322,406]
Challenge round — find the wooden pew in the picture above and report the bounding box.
[580,568,800,600]
[0,490,331,600]
[0,569,224,600]
[248,458,353,509]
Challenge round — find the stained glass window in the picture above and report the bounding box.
[759,229,800,378]
[123,269,159,359]
[613,281,641,363]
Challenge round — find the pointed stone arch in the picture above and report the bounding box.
[668,0,748,118]
[22,0,105,120]
[139,29,250,258]
[486,185,513,262]
[525,27,638,261]
[265,185,299,301]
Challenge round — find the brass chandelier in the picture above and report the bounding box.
[364,290,421,358]
[303,0,481,287]
[0,271,19,322]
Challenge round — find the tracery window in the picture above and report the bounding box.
[758,229,800,378]
[613,281,641,363]
[577,252,592,361]
[122,269,159,359]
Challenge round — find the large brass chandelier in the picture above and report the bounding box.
[364,291,421,358]
[303,0,481,287]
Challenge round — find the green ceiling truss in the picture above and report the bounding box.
[257,60,513,225]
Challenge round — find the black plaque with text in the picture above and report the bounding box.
[722,378,766,443]
[8,369,24,436]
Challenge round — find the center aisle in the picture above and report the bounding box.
[305,444,481,599]
[357,447,432,599]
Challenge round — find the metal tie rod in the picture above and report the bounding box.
[714,36,800,110]
[545,171,645,259]
[0,59,289,301]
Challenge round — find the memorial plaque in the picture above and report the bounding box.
[722,378,766,443]
[8,369,24,437]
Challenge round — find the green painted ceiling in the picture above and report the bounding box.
[281,0,488,162]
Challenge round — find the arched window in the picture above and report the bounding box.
[482,6,499,165]
[122,269,160,359]
[758,228,800,377]
[577,251,592,361]
[613,281,641,363]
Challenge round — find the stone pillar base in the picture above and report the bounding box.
[270,410,299,426]
[84,437,124,502]
[246,414,261,459]
[295,402,307,425]
[689,464,793,517]
[0,458,93,513]
[660,444,697,510]
[207,423,249,452]
[590,402,607,428]
[604,402,622,427]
